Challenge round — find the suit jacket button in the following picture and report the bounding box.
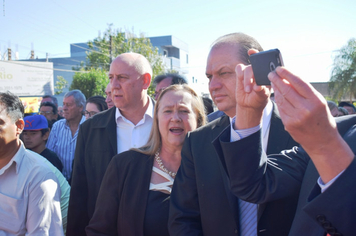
[234,229,238,234]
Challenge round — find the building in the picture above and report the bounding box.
[17,35,189,103]
[311,82,355,102]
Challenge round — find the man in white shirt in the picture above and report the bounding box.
[67,52,154,236]
[0,91,63,236]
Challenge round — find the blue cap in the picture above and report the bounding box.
[24,115,48,130]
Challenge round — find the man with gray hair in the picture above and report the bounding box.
[67,53,154,235]
[47,89,86,181]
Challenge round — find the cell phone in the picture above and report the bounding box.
[249,49,284,85]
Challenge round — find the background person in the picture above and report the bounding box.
[42,94,59,107]
[327,101,339,117]
[40,101,62,128]
[22,114,63,171]
[85,95,108,120]
[47,89,86,181]
[105,83,115,109]
[86,84,206,235]
[153,73,187,100]
[338,106,349,116]
[338,101,356,115]
[58,106,64,116]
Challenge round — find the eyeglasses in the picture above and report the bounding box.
[39,111,53,115]
[84,110,98,117]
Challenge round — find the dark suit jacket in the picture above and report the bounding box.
[169,103,299,236]
[207,110,225,122]
[86,150,154,236]
[213,115,356,236]
[67,107,118,236]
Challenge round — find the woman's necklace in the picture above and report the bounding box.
[155,151,177,178]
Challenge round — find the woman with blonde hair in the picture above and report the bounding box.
[86,84,206,236]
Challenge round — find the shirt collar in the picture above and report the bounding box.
[65,115,86,128]
[0,141,25,175]
[231,99,273,125]
[115,96,154,124]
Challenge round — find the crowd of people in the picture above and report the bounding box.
[0,32,355,236]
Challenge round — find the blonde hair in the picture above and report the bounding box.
[135,84,206,156]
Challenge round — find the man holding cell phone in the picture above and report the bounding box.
[212,49,356,235]
[169,33,299,236]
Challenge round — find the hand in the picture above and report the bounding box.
[268,66,335,147]
[234,49,270,130]
[269,66,354,182]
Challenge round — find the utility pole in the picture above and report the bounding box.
[7,48,11,60]
[3,0,5,16]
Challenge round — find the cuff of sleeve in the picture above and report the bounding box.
[230,116,262,142]
[317,170,345,193]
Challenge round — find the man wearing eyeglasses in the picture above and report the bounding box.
[40,101,63,128]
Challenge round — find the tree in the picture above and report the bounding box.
[73,25,166,98]
[54,76,68,95]
[329,38,356,102]
[86,25,165,78]
[70,68,108,98]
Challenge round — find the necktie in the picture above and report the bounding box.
[239,199,257,236]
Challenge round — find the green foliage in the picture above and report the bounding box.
[69,68,108,98]
[54,76,68,95]
[86,25,165,79]
[329,38,356,102]
[80,25,166,99]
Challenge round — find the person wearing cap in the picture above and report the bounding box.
[22,115,63,172]
[23,114,71,234]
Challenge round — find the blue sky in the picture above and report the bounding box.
[1,0,355,94]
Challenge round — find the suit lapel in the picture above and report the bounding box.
[211,116,241,226]
[93,107,118,155]
[135,155,154,235]
[107,109,118,155]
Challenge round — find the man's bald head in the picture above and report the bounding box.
[112,52,153,78]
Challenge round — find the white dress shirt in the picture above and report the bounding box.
[115,97,154,154]
[0,143,64,236]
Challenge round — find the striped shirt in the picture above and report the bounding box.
[47,116,86,180]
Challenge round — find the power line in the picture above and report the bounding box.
[51,0,98,31]
[0,60,99,73]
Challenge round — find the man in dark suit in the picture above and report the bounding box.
[169,33,298,236]
[212,55,356,235]
[67,52,155,236]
